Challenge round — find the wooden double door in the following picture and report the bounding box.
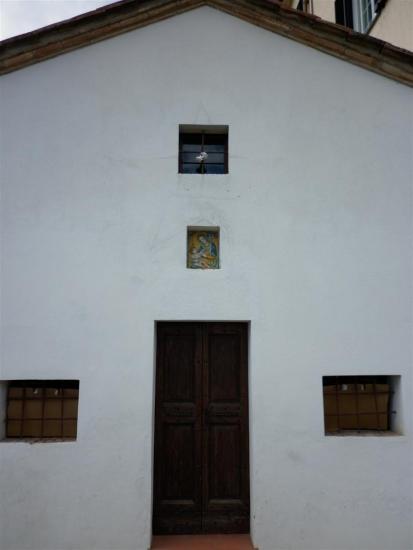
[153,322,250,535]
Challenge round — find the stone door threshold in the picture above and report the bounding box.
[151,534,256,549]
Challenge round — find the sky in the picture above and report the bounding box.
[0,0,116,40]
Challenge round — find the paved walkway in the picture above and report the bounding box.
[151,534,255,549]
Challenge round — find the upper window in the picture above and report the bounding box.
[335,0,381,32]
[5,380,79,440]
[179,125,228,174]
[357,0,376,31]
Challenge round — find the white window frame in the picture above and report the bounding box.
[353,0,376,32]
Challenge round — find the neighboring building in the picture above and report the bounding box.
[286,0,413,51]
[0,1,412,550]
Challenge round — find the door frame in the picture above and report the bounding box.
[150,320,251,537]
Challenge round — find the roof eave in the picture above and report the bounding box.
[0,0,412,86]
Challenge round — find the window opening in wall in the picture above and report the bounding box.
[323,376,399,434]
[335,0,383,31]
[179,125,228,174]
[5,380,79,440]
[296,0,311,12]
[335,0,354,29]
[187,227,219,269]
[358,0,376,31]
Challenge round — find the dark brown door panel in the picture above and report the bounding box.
[153,322,249,535]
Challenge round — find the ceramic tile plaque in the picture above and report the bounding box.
[187,229,219,269]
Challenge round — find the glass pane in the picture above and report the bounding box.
[338,394,357,414]
[325,415,338,432]
[62,420,77,438]
[45,387,63,397]
[180,133,202,147]
[357,383,374,392]
[203,143,225,153]
[357,394,376,414]
[22,420,42,437]
[7,420,22,437]
[204,134,227,145]
[360,0,373,30]
[338,383,355,392]
[181,152,203,163]
[8,387,23,398]
[203,153,225,164]
[378,413,389,430]
[25,400,43,418]
[44,400,62,419]
[376,392,389,413]
[358,414,379,430]
[181,153,224,164]
[63,388,79,398]
[7,400,23,419]
[338,415,358,430]
[43,420,62,437]
[204,164,225,174]
[180,163,203,174]
[26,387,43,399]
[63,399,78,419]
[323,395,337,415]
[181,143,202,153]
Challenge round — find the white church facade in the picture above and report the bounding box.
[0,1,412,549]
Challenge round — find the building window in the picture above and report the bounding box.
[335,0,354,29]
[335,0,382,31]
[5,380,79,440]
[179,126,228,174]
[187,227,219,269]
[357,0,376,31]
[295,0,308,12]
[323,376,396,434]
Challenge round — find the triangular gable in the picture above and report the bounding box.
[0,0,412,86]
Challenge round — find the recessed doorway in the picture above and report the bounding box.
[153,322,250,535]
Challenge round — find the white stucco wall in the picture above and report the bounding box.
[1,7,412,550]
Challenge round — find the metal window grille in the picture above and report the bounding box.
[179,131,228,174]
[323,376,391,433]
[6,380,79,439]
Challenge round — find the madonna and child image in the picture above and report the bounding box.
[187,230,219,269]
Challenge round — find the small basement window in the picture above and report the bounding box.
[322,376,400,435]
[179,125,228,174]
[4,380,79,440]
